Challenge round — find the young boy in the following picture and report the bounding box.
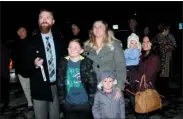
[56,39,97,119]
[92,71,125,119]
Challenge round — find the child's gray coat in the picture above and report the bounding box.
[92,88,125,119]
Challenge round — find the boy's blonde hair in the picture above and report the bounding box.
[69,38,83,49]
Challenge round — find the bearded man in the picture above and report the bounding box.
[25,9,65,119]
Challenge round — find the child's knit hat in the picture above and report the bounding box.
[127,33,141,49]
[97,71,117,90]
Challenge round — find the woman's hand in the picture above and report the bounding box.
[114,88,121,100]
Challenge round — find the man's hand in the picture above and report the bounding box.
[34,58,44,67]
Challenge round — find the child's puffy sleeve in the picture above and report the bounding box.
[119,94,125,119]
[92,92,104,119]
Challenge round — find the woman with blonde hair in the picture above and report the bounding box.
[84,20,126,100]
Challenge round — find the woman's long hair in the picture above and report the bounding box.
[141,35,160,61]
[84,20,119,50]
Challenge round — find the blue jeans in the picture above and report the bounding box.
[63,102,93,119]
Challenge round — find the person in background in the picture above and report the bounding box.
[144,26,150,36]
[0,43,10,113]
[71,24,86,44]
[122,18,142,49]
[154,23,174,98]
[13,26,33,110]
[71,24,80,39]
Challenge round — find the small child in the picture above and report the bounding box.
[57,39,97,119]
[92,71,125,119]
[124,33,141,67]
[124,33,141,93]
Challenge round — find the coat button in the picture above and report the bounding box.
[97,65,100,68]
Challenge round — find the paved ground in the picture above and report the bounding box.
[0,81,183,119]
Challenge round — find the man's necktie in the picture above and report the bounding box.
[45,37,55,79]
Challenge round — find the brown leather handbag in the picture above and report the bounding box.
[135,74,162,113]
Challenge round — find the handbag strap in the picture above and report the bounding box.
[143,74,147,88]
[139,74,147,90]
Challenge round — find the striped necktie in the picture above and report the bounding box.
[45,36,55,79]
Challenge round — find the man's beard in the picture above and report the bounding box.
[39,23,52,34]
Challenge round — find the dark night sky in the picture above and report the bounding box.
[0,1,182,88]
[1,1,182,42]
